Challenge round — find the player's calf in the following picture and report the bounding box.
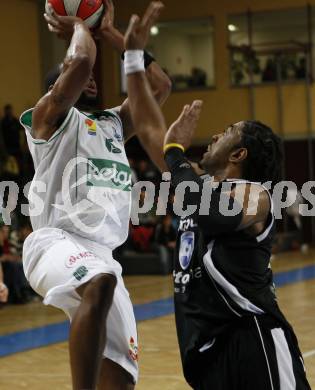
[70,274,117,390]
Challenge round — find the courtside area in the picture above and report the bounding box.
[0,250,315,390]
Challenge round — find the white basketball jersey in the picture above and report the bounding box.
[20,107,131,249]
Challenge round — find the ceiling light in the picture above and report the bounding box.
[150,26,159,36]
[228,24,238,32]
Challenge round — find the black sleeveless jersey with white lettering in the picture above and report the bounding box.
[173,180,293,385]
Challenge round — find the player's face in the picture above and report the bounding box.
[76,73,99,110]
[83,73,98,98]
[200,121,244,174]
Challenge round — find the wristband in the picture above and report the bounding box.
[163,143,185,154]
[124,50,145,75]
[122,50,155,69]
[144,50,155,68]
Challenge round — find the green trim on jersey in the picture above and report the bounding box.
[86,111,116,120]
[20,110,32,128]
[20,108,74,145]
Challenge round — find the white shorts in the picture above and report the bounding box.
[23,227,138,383]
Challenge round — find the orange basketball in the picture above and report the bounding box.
[45,0,104,28]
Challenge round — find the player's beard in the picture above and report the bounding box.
[75,92,99,112]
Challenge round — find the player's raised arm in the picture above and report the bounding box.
[32,5,96,141]
[123,2,168,172]
[95,0,171,141]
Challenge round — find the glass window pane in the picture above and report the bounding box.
[252,8,308,45]
[229,8,309,86]
[228,14,249,46]
[228,13,250,85]
[253,8,308,84]
[120,18,215,93]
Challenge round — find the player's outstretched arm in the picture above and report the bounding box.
[32,6,96,141]
[124,2,168,172]
[96,0,171,140]
[119,61,172,142]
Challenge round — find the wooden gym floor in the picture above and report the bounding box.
[0,250,315,389]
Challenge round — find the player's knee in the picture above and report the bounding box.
[82,274,117,310]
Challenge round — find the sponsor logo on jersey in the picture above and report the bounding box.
[173,267,202,293]
[73,265,89,281]
[179,231,195,270]
[87,158,131,191]
[85,119,97,136]
[66,251,94,268]
[105,138,122,154]
[179,218,198,232]
[128,337,138,361]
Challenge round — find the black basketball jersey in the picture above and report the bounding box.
[173,179,293,385]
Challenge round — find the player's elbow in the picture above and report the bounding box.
[67,54,94,74]
[161,74,172,95]
[155,75,172,104]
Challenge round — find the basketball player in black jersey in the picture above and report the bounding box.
[125,16,312,387]
[163,116,312,390]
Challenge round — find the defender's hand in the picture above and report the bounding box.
[44,4,85,40]
[164,100,203,151]
[95,0,115,39]
[124,1,164,50]
[94,0,125,52]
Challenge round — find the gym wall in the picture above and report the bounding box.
[101,0,315,144]
[0,0,41,115]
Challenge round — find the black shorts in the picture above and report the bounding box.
[194,316,311,390]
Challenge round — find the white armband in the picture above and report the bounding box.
[124,50,145,75]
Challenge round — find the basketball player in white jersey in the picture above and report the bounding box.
[20,2,169,389]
